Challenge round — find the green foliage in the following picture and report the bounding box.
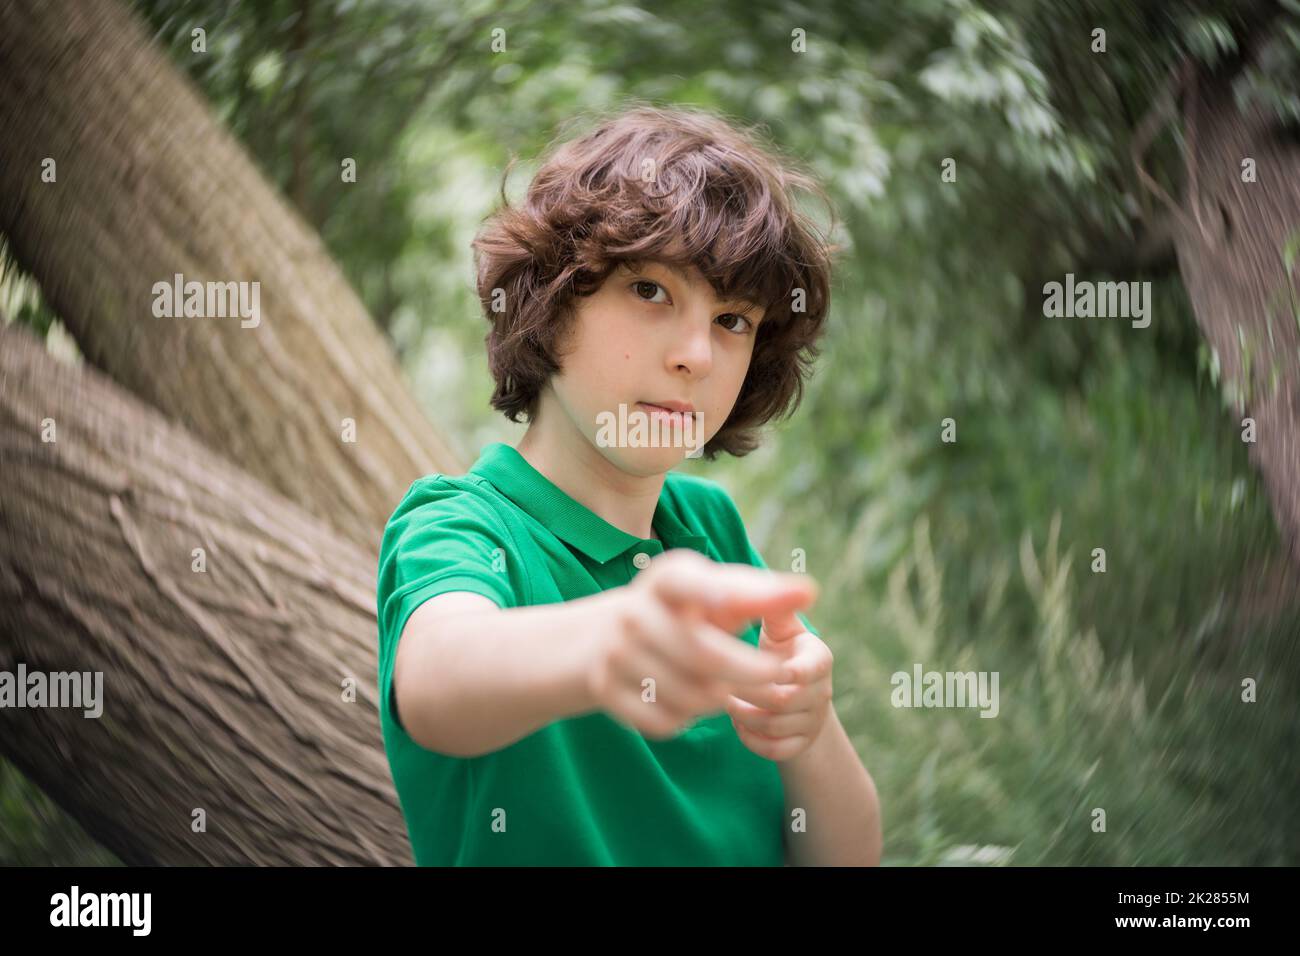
[0,237,62,339]
[1233,11,1300,125]
[0,759,121,865]
[819,511,1299,865]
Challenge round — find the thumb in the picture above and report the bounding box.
[760,573,818,641]
[761,603,812,645]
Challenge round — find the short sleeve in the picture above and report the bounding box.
[376,478,522,734]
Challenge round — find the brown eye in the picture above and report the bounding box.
[633,280,664,301]
[717,313,755,335]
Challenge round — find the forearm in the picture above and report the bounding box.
[396,591,612,757]
[779,705,882,866]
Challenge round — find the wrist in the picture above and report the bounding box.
[561,589,623,719]
[783,700,839,770]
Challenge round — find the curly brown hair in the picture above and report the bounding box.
[471,102,840,459]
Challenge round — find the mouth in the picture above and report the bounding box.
[639,400,696,414]
[637,401,695,425]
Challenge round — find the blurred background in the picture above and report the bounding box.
[2,0,1298,865]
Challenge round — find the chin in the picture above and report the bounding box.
[595,442,697,477]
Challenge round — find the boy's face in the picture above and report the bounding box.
[545,257,764,476]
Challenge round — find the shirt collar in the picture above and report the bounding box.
[468,442,710,564]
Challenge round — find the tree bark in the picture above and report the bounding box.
[1169,63,1300,569]
[0,322,410,865]
[0,0,464,552]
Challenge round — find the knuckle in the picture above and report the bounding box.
[616,593,644,633]
[633,562,665,594]
[650,549,704,584]
[587,664,610,703]
[604,635,631,672]
[703,680,730,707]
[677,621,705,656]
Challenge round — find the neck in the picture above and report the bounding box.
[515,394,665,541]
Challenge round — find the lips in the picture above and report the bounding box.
[636,402,691,427]
[639,400,696,415]
[638,403,684,419]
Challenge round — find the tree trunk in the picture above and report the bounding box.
[1170,63,1300,569]
[0,323,410,865]
[0,0,463,552]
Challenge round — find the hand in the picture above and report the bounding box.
[726,601,833,762]
[585,550,817,741]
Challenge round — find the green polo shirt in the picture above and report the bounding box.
[376,441,818,866]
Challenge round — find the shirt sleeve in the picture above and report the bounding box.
[376,478,522,734]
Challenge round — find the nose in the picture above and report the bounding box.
[665,313,714,378]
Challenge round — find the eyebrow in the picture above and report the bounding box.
[655,262,762,316]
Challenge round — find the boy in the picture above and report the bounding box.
[376,104,880,866]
